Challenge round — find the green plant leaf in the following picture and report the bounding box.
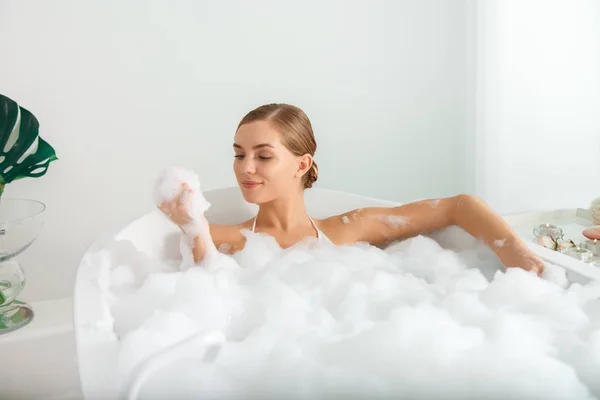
[0,94,58,198]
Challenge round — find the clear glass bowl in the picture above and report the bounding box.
[0,198,46,334]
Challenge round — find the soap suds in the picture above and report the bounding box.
[379,215,410,228]
[428,199,440,208]
[218,243,231,254]
[493,239,506,248]
[97,230,600,399]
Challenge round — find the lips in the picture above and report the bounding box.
[241,181,262,189]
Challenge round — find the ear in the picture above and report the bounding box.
[296,154,313,178]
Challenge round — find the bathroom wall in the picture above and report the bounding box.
[0,0,469,301]
[472,0,600,215]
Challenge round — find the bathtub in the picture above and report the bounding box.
[74,187,401,399]
[72,187,597,399]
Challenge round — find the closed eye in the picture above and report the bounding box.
[234,154,272,161]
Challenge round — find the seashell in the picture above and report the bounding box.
[557,238,576,252]
[537,234,557,250]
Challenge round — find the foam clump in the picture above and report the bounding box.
[99,226,600,400]
[153,165,211,218]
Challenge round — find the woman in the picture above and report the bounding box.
[160,103,544,275]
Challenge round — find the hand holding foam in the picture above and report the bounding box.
[154,166,211,237]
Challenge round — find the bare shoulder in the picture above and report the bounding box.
[208,219,253,254]
[315,208,371,245]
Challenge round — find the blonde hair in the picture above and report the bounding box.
[237,103,318,189]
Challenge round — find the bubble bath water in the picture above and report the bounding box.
[101,225,600,400]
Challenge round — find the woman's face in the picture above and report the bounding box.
[233,120,309,204]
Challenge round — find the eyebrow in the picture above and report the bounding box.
[233,143,275,150]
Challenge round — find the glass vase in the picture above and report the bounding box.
[0,198,46,335]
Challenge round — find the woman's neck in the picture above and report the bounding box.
[256,192,311,232]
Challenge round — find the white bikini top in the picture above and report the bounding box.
[251,214,332,243]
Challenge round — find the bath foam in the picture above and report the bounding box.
[493,239,506,248]
[218,243,231,254]
[103,226,600,400]
[428,199,440,208]
[153,166,223,267]
[153,165,211,222]
[375,214,410,229]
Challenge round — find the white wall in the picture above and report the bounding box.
[473,0,600,214]
[0,0,469,301]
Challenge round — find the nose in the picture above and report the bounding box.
[242,157,256,175]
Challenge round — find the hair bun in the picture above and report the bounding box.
[304,161,318,189]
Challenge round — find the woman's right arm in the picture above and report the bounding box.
[158,184,244,264]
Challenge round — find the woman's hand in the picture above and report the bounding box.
[495,238,545,276]
[157,183,217,264]
[448,194,547,276]
[158,183,195,229]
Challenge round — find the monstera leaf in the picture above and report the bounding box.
[0,94,57,198]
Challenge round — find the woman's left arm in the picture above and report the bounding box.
[329,194,544,275]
